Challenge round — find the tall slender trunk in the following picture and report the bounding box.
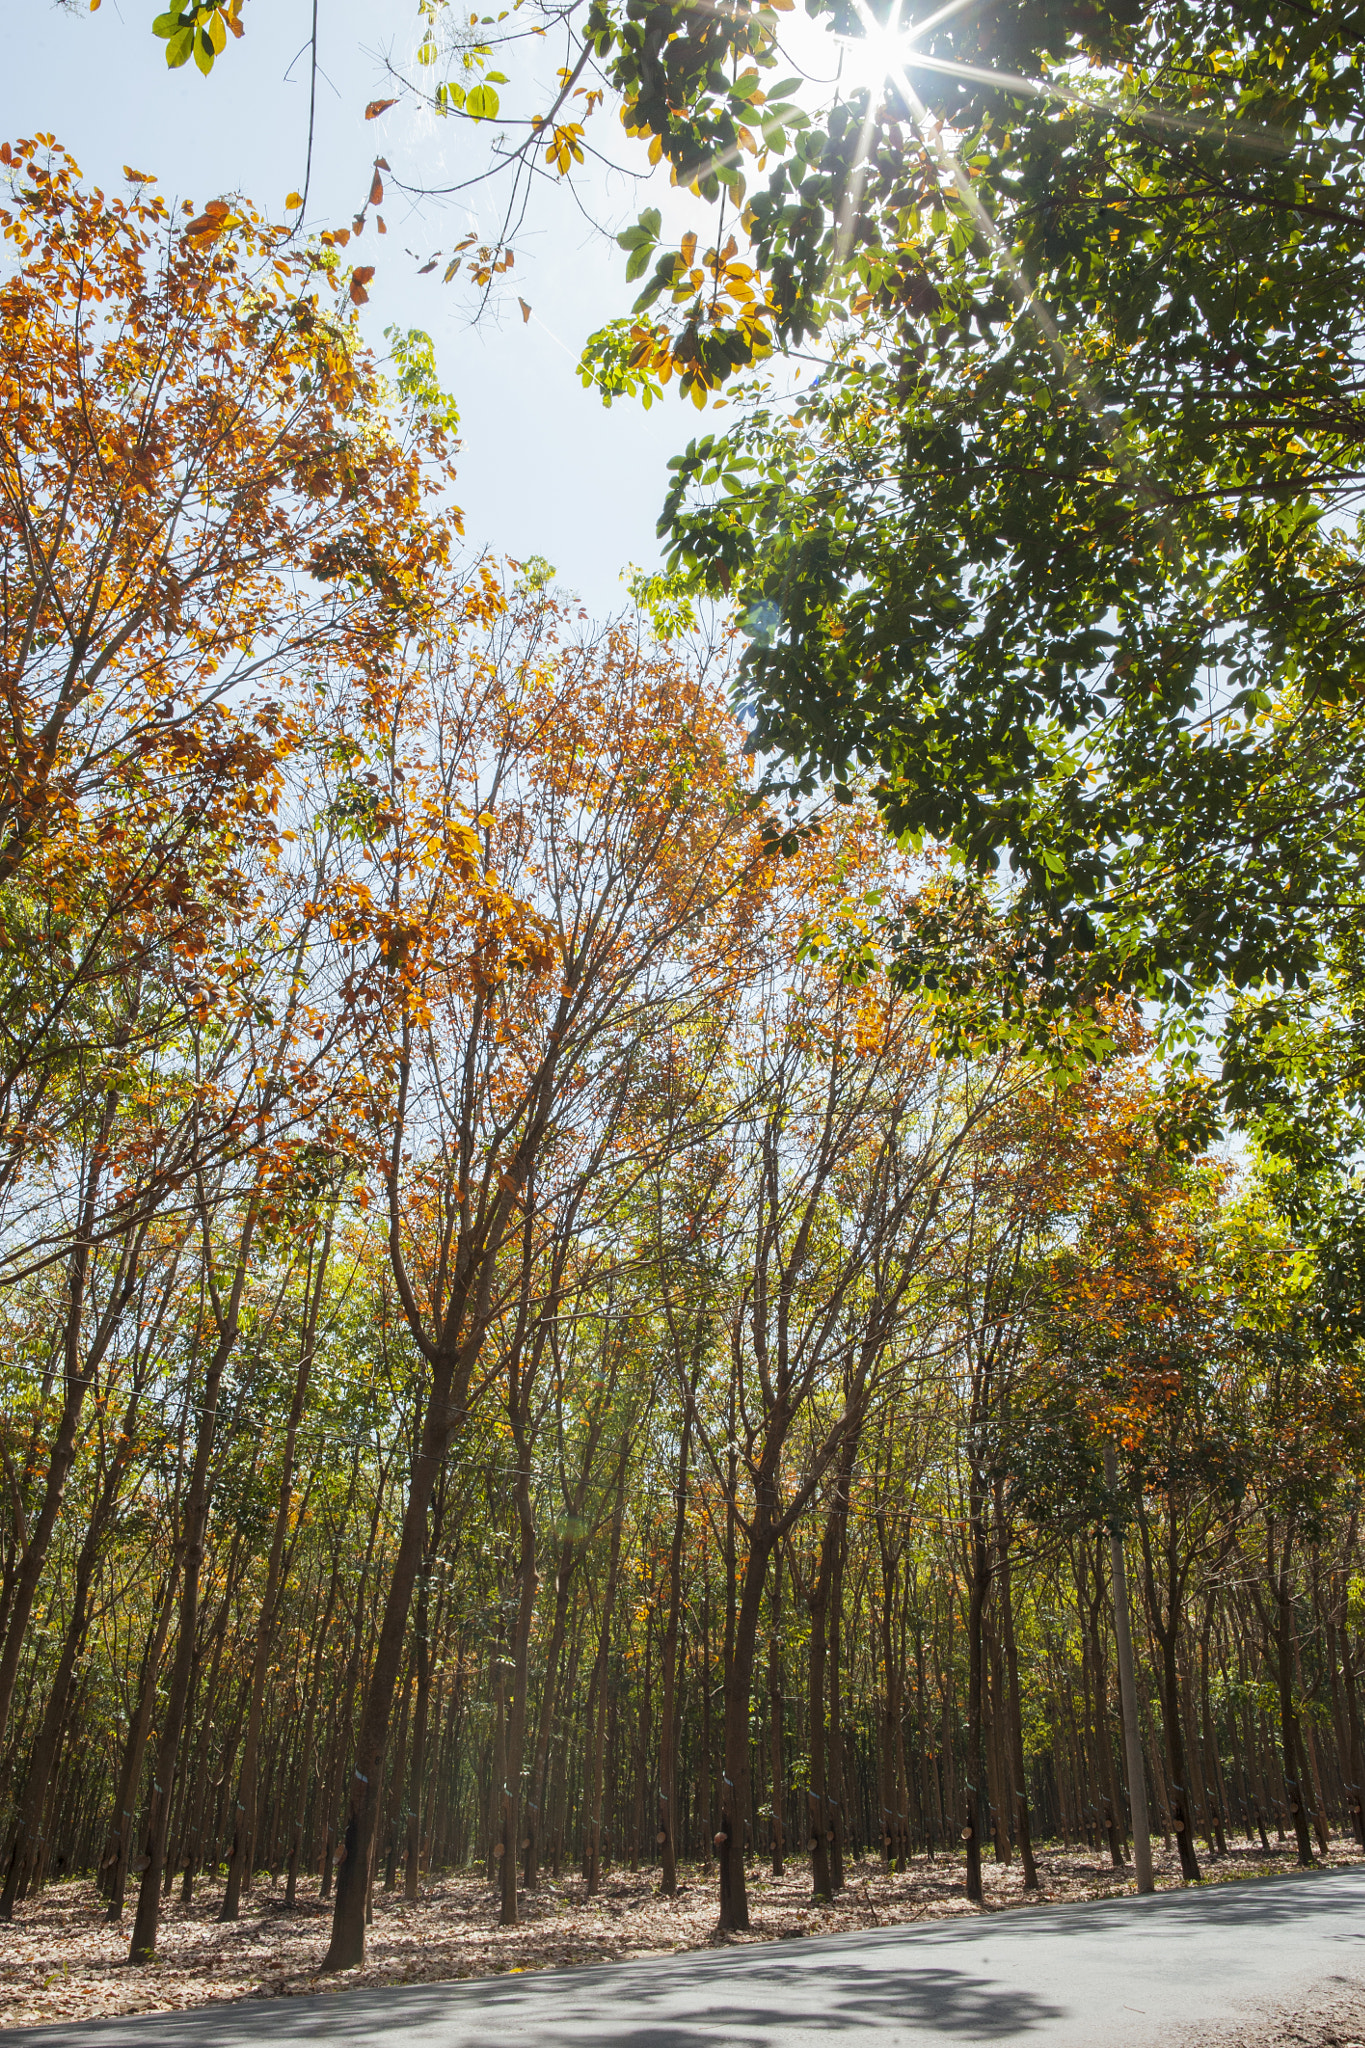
[1104,1449,1153,1893]
[585,1470,626,1900]
[499,1447,537,1925]
[220,1225,329,1921]
[717,1529,773,1933]
[288,1549,344,1907]
[807,1513,833,1904]
[994,1486,1038,1891]
[523,1533,576,1892]
[1271,1525,1316,1868]
[176,1569,240,1906]
[128,1200,258,1963]
[0,1085,124,1754]
[1,1372,143,1917]
[323,1375,456,1968]
[768,1548,785,1876]
[1136,1497,1201,1882]
[405,1578,433,1903]
[964,1460,990,1905]
[658,1375,694,1897]
[103,1564,179,1920]
[827,1465,851,1892]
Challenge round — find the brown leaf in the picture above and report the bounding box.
[349,265,376,305]
[518,298,532,324]
[365,97,398,119]
[369,170,384,207]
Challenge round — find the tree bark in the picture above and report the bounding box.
[220,1222,329,1921]
[1104,1449,1154,1893]
[994,1485,1038,1891]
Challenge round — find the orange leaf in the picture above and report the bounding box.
[365,98,398,119]
[350,265,376,305]
[518,298,532,324]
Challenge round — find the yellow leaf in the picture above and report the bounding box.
[286,191,304,211]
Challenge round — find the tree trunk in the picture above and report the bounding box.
[128,1210,255,1964]
[994,1488,1038,1891]
[1,1375,143,1918]
[768,1548,785,1876]
[1273,1527,1316,1868]
[500,1450,538,1926]
[220,1229,328,1920]
[0,1087,124,1755]
[658,1380,694,1897]
[717,1532,772,1933]
[964,1461,990,1905]
[584,1456,628,1899]
[1103,1449,1153,1893]
[523,1533,576,1893]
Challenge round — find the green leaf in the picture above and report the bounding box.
[165,23,194,65]
[151,11,182,37]
[465,83,500,119]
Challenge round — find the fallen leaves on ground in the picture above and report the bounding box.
[2,1834,1361,2031]
[1183,1974,1365,2048]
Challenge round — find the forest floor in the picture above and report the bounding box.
[1,1834,1361,2033]
[1189,1975,1365,2048]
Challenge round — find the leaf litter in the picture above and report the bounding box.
[2,1836,1361,2031]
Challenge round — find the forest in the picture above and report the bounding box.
[4,0,1365,2022]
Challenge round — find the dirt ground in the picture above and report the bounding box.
[1187,1979,1365,2048]
[1,1834,1361,2032]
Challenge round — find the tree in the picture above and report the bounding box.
[319,587,767,1967]
[657,4,1365,1053]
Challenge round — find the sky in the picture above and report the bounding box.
[6,0,730,613]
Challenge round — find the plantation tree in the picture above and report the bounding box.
[696,822,1008,1932]
[653,2,1365,1071]
[319,586,768,1966]
[0,135,453,1231]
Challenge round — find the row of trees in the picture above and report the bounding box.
[0,121,1362,1991]
[4,994,1362,1958]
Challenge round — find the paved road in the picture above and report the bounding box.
[9,1864,1365,2047]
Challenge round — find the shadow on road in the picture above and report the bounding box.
[11,1860,1365,2048]
[8,1957,1064,2048]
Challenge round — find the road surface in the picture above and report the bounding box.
[9,1863,1364,2047]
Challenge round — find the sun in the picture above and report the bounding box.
[836,0,984,101]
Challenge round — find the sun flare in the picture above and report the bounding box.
[837,0,983,98]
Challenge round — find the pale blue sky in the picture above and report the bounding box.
[7,0,714,611]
